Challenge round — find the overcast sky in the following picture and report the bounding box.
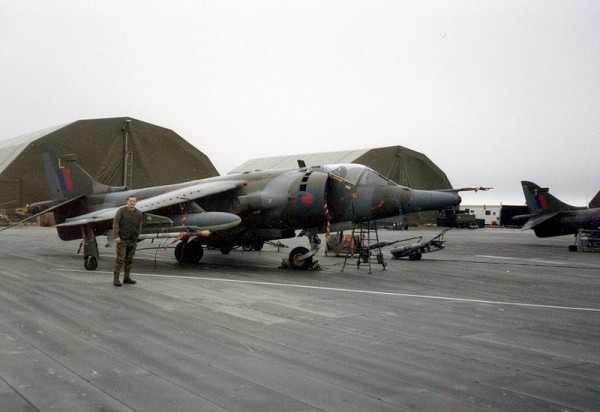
[1,0,599,206]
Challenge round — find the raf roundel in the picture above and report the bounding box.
[297,188,319,210]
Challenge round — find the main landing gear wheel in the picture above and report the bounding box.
[175,241,204,264]
[288,246,312,270]
[84,255,98,271]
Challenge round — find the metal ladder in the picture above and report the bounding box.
[341,221,386,274]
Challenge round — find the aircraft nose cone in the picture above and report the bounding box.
[407,190,461,212]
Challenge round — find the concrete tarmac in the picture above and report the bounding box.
[0,226,599,411]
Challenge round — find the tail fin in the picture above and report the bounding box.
[521,181,582,215]
[42,151,67,201]
[42,153,127,201]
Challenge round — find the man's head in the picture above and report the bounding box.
[127,195,137,210]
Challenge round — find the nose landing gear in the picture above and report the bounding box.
[282,229,321,270]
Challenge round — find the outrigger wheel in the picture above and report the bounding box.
[288,246,313,270]
[84,255,98,271]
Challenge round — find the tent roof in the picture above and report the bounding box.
[0,117,218,213]
[230,145,452,190]
[229,149,372,173]
[0,124,68,174]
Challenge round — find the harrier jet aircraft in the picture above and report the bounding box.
[12,153,481,270]
[518,181,600,237]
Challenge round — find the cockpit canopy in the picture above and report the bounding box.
[321,164,395,186]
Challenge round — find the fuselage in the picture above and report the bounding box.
[50,164,461,244]
[532,209,600,237]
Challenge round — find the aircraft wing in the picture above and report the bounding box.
[55,207,120,227]
[521,212,560,230]
[56,181,239,228]
[135,181,239,212]
[0,195,86,232]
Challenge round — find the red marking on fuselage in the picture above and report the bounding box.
[301,192,315,206]
[372,199,384,210]
[62,168,73,191]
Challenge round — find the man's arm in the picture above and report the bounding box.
[113,207,122,243]
[135,209,143,240]
[138,211,142,237]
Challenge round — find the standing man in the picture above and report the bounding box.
[112,195,143,286]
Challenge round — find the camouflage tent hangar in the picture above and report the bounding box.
[230,146,453,225]
[0,117,218,218]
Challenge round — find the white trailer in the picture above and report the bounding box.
[462,205,502,226]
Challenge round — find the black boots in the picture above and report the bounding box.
[114,273,136,286]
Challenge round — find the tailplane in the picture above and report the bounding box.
[521,181,583,215]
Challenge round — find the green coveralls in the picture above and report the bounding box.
[113,206,143,278]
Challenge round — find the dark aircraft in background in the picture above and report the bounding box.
[9,153,484,270]
[518,181,600,237]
